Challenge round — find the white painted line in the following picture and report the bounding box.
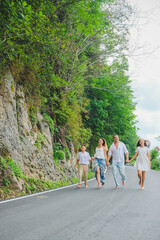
[0,177,96,204]
[0,168,110,204]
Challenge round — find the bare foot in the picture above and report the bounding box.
[85,185,88,188]
[141,186,144,190]
[115,186,119,189]
[98,183,101,189]
[139,179,142,186]
[77,184,81,188]
[122,181,126,186]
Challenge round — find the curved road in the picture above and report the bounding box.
[0,166,160,240]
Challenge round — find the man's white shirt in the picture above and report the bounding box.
[108,141,128,162]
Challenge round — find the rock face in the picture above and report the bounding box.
[0,70,77,196]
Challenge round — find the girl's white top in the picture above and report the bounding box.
[94,147,105,159]
[134,146,150,171]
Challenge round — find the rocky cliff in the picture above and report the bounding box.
[0,70,78,200]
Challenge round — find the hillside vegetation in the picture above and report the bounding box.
[0,1,138,159]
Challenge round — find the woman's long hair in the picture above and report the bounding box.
[101,138,108,151]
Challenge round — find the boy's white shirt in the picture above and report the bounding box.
[77,151,91,165]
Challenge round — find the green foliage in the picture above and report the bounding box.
[0,156,22,179]
[43,113,55,135]
[0,156,8,169]
[150,149,159,161]
[151,159,160,170]
[3,179,10,186]
[24,176,71,193]
[54,150,65,161]
[34,133,46,150]
[53,142,62,151]
[150,148,160,170]
[87,169,95,180]
[53,142,65,162]
[64,147,71,160]
[1,187,13,195]
[19,135,24,141]
[84,57,138,153]
[0,0,137,154]
[7,158,22,179]
[71,176,78,184]
[29,106,38,124]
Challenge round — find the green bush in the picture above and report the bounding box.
[71,176,78,184]
[0,156,7,169]
[54,142,62,151]
[54,150,65,160]
[3,179,10,186]
[29,106,38,124]
[43,113,55,135]
[7,158,22,179]
[0,156,22,179]
[1,187,13,195]
[34,133,46,150]
[150,149,159,161]
[151,159,160,170]
[64,147,71,160]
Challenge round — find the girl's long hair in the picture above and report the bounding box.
[136,139,141,147]
[101,138,108,151]
[136,139,150,148]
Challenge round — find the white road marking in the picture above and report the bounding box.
[0,178,96,204]
[0,166,109,204]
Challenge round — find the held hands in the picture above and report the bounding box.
[126,159,131,163]
[89,157,95,161]
[106,161,110,166]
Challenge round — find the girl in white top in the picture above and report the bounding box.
[93,138,108,188]
[126,138,151,190]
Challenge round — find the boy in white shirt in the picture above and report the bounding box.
[75,145,93,188]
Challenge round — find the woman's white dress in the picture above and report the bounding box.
[134,146,150,171]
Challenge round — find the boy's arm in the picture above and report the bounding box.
[89,157,95,161]
[74,160,79,168]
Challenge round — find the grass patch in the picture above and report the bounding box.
[23,176,71,194]
[0,156,22,179]
[1,187,13,195]
[88,169,95,179]
[34,133,46,150]
[71,176,78,184]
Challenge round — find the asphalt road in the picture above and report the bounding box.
[0,166,160,240]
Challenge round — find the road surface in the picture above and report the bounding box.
[0,166,160,240]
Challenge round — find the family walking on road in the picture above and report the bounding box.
[75,135,151,190]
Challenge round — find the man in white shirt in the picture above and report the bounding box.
[107,135,129,189]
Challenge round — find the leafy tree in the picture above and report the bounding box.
[0,0,138,153]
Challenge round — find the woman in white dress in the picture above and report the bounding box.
[126,138,151,190]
